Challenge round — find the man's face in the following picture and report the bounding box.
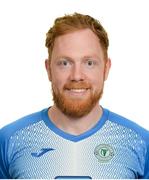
[46,29,111,118]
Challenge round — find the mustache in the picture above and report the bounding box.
[64,81,91,90]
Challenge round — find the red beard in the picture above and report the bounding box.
[52,81,103,118]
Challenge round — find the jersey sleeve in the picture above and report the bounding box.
[143,142,149,178]
[0,130,11,179]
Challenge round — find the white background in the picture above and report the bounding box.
[0,0,149,129]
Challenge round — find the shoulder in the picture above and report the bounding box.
[0,108,48,142]
[104,108,149,143]
[0,108,48,178]
[104,108,149,178]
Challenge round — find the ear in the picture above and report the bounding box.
[45,59,52,81]
[104,58,111,81]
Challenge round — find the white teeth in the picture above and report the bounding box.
[69,89,87,93]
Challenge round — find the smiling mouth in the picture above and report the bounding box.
[64,88,90,97]
[68,88,89,92]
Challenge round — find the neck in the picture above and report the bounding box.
[48,104,103,135]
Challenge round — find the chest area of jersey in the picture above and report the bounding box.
[9,134,141,179]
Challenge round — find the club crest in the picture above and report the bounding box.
[94,144,114,163]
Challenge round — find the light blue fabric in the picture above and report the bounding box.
[0,107,149,179]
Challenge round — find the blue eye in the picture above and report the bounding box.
[62,60,68,66]
[57,59,71,67]
[85,59,96,67]
[87,60,93,66]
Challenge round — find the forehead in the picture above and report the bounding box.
[51,29,104,60]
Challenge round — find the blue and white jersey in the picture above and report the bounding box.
[0,107,149,179]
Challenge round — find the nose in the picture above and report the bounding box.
[69,63,85,81]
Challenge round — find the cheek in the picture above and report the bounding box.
[51,74,66,91]
[52,79,63,91]
[90,74,104,90]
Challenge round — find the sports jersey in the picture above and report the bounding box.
[0,107,149,179]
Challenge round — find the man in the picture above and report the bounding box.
[0,13,149,179]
